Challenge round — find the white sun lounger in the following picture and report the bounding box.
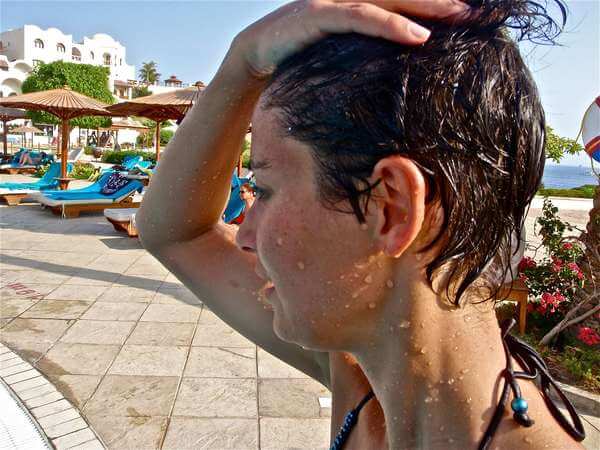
[104,207,139,237]
[0,189,37,206]
[34,191,142,218]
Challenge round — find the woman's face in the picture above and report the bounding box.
[236,104,395,351]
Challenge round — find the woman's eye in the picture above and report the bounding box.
[253,186,269,200]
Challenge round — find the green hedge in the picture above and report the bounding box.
[71,162,97,180]
[101,150,157,165]
[537,185,596,199]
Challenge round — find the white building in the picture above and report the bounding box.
[0,25,135,100]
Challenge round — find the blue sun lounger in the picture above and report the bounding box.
[31,174,144,218]
[0,149,55,174]
[0,162,74,206]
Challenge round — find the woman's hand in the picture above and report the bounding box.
[233,0,471,79]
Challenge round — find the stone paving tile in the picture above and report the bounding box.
[45,284,109,301]
[8,269,73,285]
[3,368,40,384]
[114,274,165,290]
[44,417,89,439]
[37,408,80,428]
[0,298,38,318]
[24,390,64,409]
[1,318,74,356]
[97,285,157,303]
[63,272,122,286]
[37,342,120,375]
[193,311,254,348]
[257,348,310,379]
[84,375,179,417]
[48,374,103,408]
[126,322,195,346]
[1,282,59,300]
[81,301,148,321]
[173,378,257,418]
[162,417,258,449]
[109,345,188,377]
[259,378,331,418]
[51,427,96,450]
[153,287,203,305]
[31,399,73,419]
[60,320,135,345]
[185,347,256,378]
[21,299,92,320]
[86,415,168,450]
[260,418,331,450]
[140,303,201,323]
[18,383,58,401]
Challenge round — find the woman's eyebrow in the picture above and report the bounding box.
[249,158,272,171]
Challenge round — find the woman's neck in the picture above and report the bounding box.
[352,277,508,449]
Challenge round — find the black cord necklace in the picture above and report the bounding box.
[330,318,586,450]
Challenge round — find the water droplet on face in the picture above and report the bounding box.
[352,292,359,299]
[398,320,411,329]
[463,315,471,323]
[419,347,426,355]
[339,274,345,280]
[447,378,455,385]
[386,280,394,288]
[424,396,433,403]
[368,302,376,309]
[326,280,332,285]
[439,425,445,432]
[465,397,472,404]
[376,260,384,268]
[297,261,305,270]
[523,437,532,445]
[460,368,470,375]
[344,304,350,308]
[276,237,283,246]
[360,223,368,230]
[364,274,372,284]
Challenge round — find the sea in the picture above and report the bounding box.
[542,165,598,189]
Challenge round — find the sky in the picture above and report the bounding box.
[1,0,598,166]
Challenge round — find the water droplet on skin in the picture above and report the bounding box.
[424,396,433,403]
[420,322,425,329]
[439,425,445,432]
[419,347,426,355]
[276,237,283,246]
[368,255,376,263]
[364,275,372,284]
[415,253,423,261]
[339,274,345,280]
[460,368,470,375]
[463,315,471,322]
[344,304,350,308]
[465,397,472,404]
[311,319,316,325]
[368,302,376,309]
[326,280,332,285]
[352,292,359,299]
[360,223,368,230]
[447,378,455,385]
[458,376,464,380]
[386,280,394,288]
[297,261,305,270]
[523,437,533,445]
[398,320,411,329]
[377,260,384,268]
[448,438,454,444]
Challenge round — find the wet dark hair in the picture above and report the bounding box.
[263,0,567,305]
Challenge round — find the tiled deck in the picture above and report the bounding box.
[0,196,330,449]
[0,175,597,449]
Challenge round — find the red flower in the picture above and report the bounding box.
[562,243,573,250]
[577,327,600,346]
[518,257,537,272]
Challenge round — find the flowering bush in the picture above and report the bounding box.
[577,327,600,346]
[518,199,589,336]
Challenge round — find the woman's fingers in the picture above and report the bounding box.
[307,1,432,44]
[334,0,472,22]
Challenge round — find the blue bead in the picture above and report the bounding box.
[511,397,528,413]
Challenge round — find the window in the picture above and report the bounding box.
[72,47,81,61]
[90,51,95,60]
[103,53,111,65]
[34,38,44,49]
[119,58,122,66]
[57,43,66,53]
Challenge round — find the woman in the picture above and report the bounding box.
[138,0,584,448]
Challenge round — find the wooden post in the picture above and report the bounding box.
[2,119,7,156]
[60,118,69,179]
[155,121,161,161]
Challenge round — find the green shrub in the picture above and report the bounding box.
[70,162,97,180]
[84,146,95,156]
[34,164,50,178]
[101,150,156,165]
[537,185,596,199]
[241,139,250,168]
[160,129,174,145]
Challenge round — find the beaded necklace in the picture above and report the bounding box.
[329,319,585,450]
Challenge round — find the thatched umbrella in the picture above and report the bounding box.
[0,86,113,185]
[109,117,149,149]
[11,124,44,149]
[0,107,27,156]
[106,83,205,161]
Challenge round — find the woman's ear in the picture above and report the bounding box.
[371,156,426,258]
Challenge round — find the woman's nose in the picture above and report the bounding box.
[235,208,257,253]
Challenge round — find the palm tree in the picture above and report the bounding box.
[138,61,160,85]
